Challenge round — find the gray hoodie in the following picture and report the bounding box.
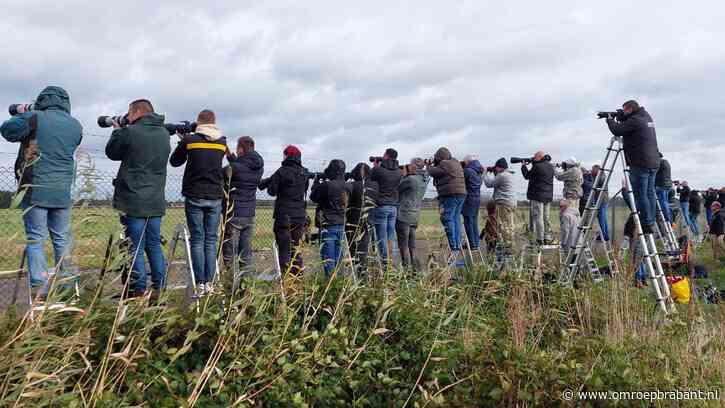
[483,170,516,208]
[555,164,583,200]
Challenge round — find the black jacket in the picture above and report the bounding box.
[719,191,725,208]
[261,156,310,223]
[607,107,660,169]
[521,160,554,203]
[677,185,691,202]
[170,130,227,200]
[370,159,401,206]
[310,160,353,227]
[346,163,379,227]
[689,192,702,215]
[704,190,718,208]
[710,211,724,236]
[655,159,672,188]
[226,150,264,218]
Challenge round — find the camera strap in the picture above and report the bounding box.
[14,114,38,187]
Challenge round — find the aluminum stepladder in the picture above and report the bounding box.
[560,136,675,315]
[655,199,680,261]
[167,223,200,306]
[461,222,485,265]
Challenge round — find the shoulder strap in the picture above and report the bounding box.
[14,114,39,183]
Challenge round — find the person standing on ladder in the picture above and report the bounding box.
[605,100,661,235]
[590,165,610,245]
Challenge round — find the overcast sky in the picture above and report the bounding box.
[1,1,724,197]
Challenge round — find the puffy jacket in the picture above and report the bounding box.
[689,192,702,215]
[310,160,353,227]
[346,163,379,228]
[521,159,554,203]
[655,159,672,188]
[463,160,483,216]
[106,113,171,217]
[555,165,583,200]
[225,150,264,218]
[0,86,82,208]
[607,107,660,169]
[428,147,466,198]
[169,124,227,200]
[676,185,691,202]
[370,159,401,206]
[261,156,310,223]
[398,171,428,225]
[483,170,516,208]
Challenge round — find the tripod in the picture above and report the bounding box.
[559,136,675,315]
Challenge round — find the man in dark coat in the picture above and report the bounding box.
[606,100,660,233]
[1,86,82,297]
[259,145,310,276]
[521,151,554,244]
[462,155,483,250]
[676,181,697,236]
[222,136,264,277]
[106,99,171,298]
[655,153,673,222]
[689,190,702,238]
[345,163,378,276]
[428,147,467,252]
[369,148,402,267]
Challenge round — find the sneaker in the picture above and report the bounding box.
[196,283,206,297]
[205,282,215,295]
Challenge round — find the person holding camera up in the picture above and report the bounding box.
[655,152,673,223]
[310,160,353,278]
[346,163,379,276]
[369,148,402,267]
[483,158,516,254]
[1,86,82,299]
[106,99,170,299]
[260,145,310,276]
[520,151,554,245]
[222,136,264,278]
[170,110,226,295]
[428,148,467,255]
[462,155,483,251]
[396,158,429,273]
[606,100,660,234]
[554,157,583,213]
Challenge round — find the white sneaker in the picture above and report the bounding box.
[205,282,215,295]
[196,283,206,297]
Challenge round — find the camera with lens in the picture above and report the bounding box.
[596,109,624,120]
[369,156,383,164]
[165,121,197,135]
[511,154,551,165]
[8,104,36,116]
[97,114,130,128]
[485,166,496,172]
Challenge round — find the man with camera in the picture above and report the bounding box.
[605,100,660,233]
[483,158,516,254]
[675,181,696,235]
[428,147,467,254]
[462,155,483,251]
[260,145,310,276]
[106,99,170,299]
[655,152,673,223]
[170,110,227,295]
[222,136,264,278]
[1,86,82,298]
[397,158,429,272]
[310,160,353,278]
[369,148,402,267]
[554,158,583,213]
[520,151,554,245]
[346,163,379,276]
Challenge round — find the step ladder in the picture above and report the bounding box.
[560,136,675,315]
[167,223,200,307]
[655,199,681,260]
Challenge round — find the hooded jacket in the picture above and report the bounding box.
[226,150,264,218]
[262,155,310,223]
[462,160,483,216]
[310,160,353,227]
[607,107,660,169]
[170,124,227,200]
[655,158,672,188]
[370,158,402,206]
[346,163,379,228]
[398,170,428,225]
[428,147,466,198]
[483,170,516,208]
[106,112,171,217]
[555,163,583,200]
[1,86,82,208]
[521,159,554,203]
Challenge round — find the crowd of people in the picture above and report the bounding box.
[2,88,722,300]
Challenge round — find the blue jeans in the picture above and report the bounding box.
[656,187,672,222]
[320,224,345,278]
[440,196,465,251]
[121,216,165,293]
[706,207,713,227]
[463,213,480,249]
[635,262,647,283]
[690,212,700,235]
[371,205,397,263]
[598,202,610,242]
[680,202,696,235]
[628,167,657,227]
[185,198,222,284]
[21,205,73,293]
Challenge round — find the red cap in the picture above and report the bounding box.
[284,145,301,157]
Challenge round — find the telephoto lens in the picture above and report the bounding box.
[97,115,129,128]
[165,121,197,135]
[8,104,35,116]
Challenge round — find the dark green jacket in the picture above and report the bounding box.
[105,113,171,217]
[397,172,428,225]
[0,86,82,208]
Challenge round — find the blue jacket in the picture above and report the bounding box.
[0,86,82,208]
[462,160,483,216]
[581,171,593,201]
[226,150,264,218]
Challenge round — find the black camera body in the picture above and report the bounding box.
[597,109,625,120]
[486,166,496,172]
[8,104,36,116]
[165,121,197,135]
[369,156,383,164]
[97,115,130,128]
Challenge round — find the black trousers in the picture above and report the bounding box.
[274,219,305,276]
[395,220,418,269]
[346,222,370,273]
